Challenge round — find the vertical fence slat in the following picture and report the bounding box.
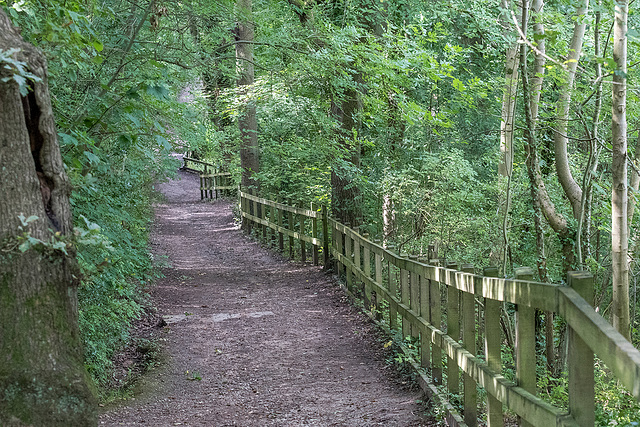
[311,203,319,265]
[277,201,284,252]
[483,266,503,427]
[299,205,306,263]
[346,229,354,292]
[374,247,382,320]
[322,206,329,267]
[288,206,294,259]
[514,267,536,427]
[462,264,477,427]
[400,253,410,339]
[270,203,276,247]
[388,254,398,331]
[261,200,266,241]
[419,258,431,371]
[353,231,361,296]
[567,271,595,427]
[447,261,460,396]
[363,239,372,311]
[430,259,442,386]
[408,256,419,340]
[334,223,342,276]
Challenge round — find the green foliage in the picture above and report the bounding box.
[0,48,41,95]
[2,0,205,395]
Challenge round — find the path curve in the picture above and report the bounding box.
[100,171,429,426]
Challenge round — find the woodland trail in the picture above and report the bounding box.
[99,170,430,426]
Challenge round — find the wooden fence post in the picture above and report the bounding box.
[388,248,398,331]
[514,267,536,427]
[430,258,443,386]
[311,203,319,265]
[299,204,306,263]
[400,253,410,339]
[322,206,329,267]
[567,271,595,427]
[240,187,247,232]
[334,222,343,276]
[447,261,460,396]
[251,189,258,236]
[288,203,294,259]
[483,266,503,427]
[363,235,372,311]
[261,199,266,241]
[419,257,431,371]
[374,242,383,320]
[409,255,420,339]
[277,199,284,252]
[461,263,477,427]
[353,229,361,296]
[345,225,353,292]
[270,203,276,247]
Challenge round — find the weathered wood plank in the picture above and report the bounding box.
[567,272,595,427]
[447,262,460,396]
[514,267,536,427]
[483,267,504,427]
[461,264,477,427]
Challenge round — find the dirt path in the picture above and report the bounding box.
[100,170,430,426]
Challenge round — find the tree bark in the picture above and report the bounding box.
[0,10,97,426]
[498,0,520,178]
[611,0,630,340]
[331,85,363,227]
[236,0,259,190]
[552,0,589,219]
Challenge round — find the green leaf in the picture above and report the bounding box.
[146,84,169,100]
[155,135,172,151]
[84,151,100,164]
[91,40,103,52]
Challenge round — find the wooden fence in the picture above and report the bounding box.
[182,157,234,200]
[239,189,640,427]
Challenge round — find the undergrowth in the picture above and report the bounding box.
[72,173,168,397]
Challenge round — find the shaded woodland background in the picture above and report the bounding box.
[2,0,640,423]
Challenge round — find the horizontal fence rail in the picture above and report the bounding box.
[183,156,234,200]
[238,190,640,427]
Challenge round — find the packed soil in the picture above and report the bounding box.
[100,170,433,426]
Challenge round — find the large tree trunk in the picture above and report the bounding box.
[0,10,97,426]
[236,0,259,190]
[611,0,630,340]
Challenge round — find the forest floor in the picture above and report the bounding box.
[99,169,435,426]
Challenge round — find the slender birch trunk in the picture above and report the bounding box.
[612,0,630,340]
[552,0,589,219]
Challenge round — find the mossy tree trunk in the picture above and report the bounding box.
[0,10,97,426]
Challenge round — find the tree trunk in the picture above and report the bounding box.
[0,10,97,426]
[382,91,403,244]
[236,0,259,190]
[331,85,363,227]
[498,0,520,178]
[611,0,630,340]
[552,0,589,219]
[522,0,556,372]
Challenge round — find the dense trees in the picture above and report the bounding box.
[2,0,640,423]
